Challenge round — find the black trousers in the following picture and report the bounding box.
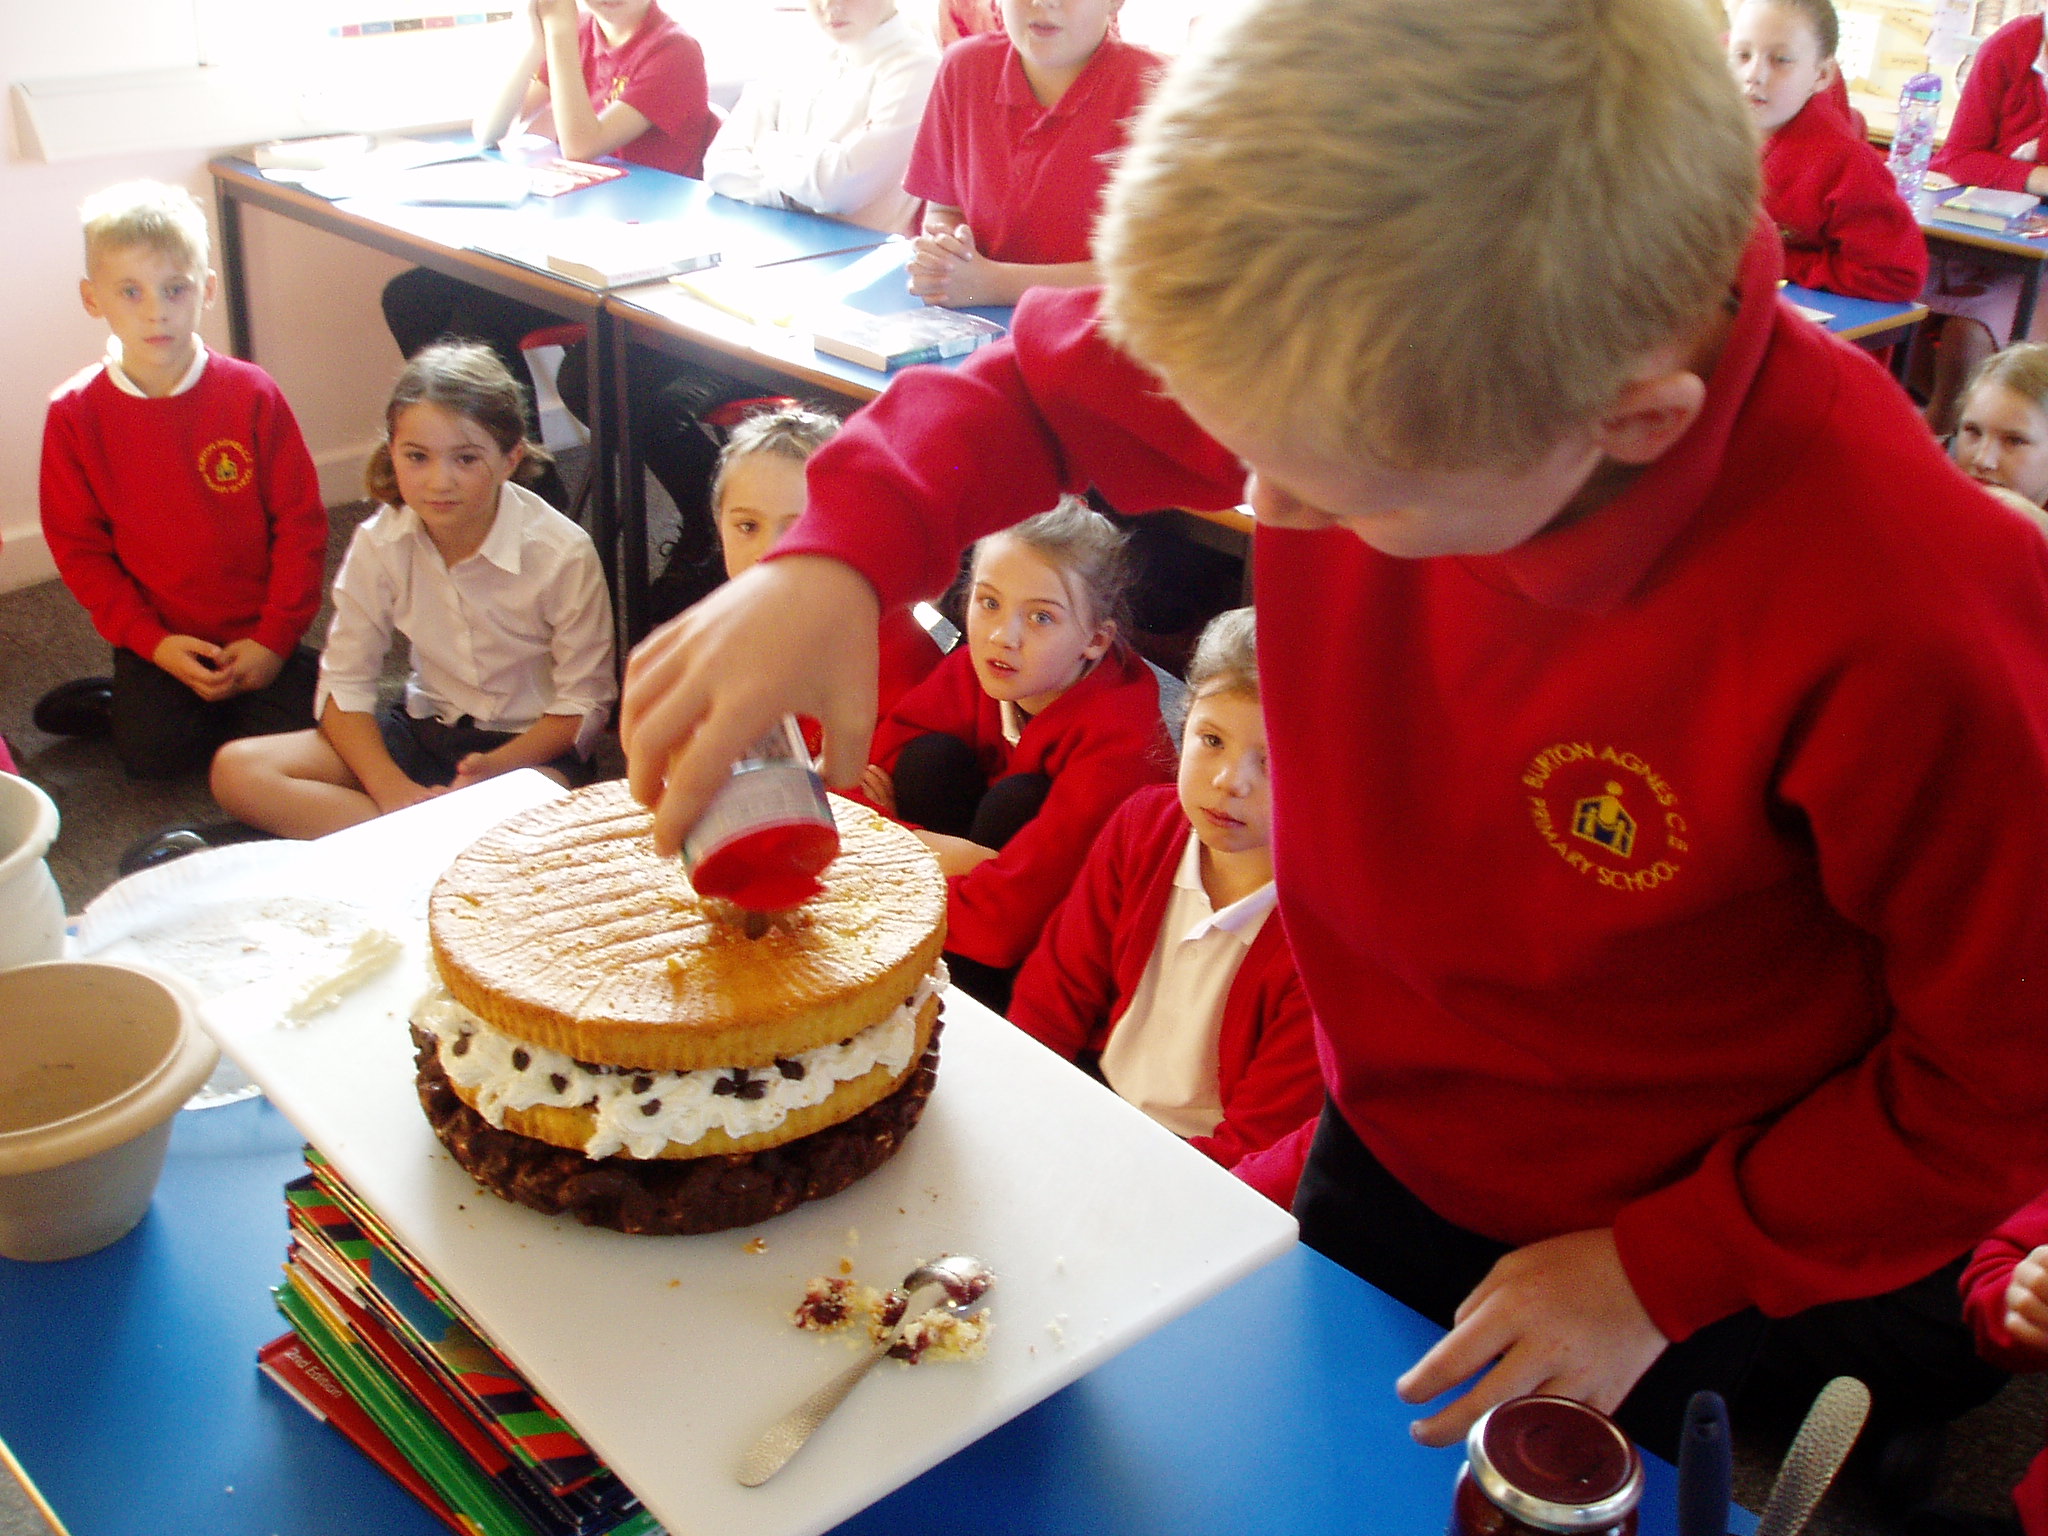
[111,644,318,780]
[1738,1254,2008,1438]
[1293,1099,1768,1465]
[894,731,1051,1016]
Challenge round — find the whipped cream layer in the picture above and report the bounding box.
[414,964,943,1160]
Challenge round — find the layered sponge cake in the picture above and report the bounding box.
[411,781,947,1234]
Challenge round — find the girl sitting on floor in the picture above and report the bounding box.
[210,344,616,838]
[859,497,1172,1012]
[1953,344,2048,530]
[1006,606,1322,1174]
[712,403,942,732]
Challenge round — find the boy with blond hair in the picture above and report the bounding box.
[40,181,327,780]
[618,0,2048,1458]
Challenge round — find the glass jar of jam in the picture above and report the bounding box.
[1450,1396,1643,1536]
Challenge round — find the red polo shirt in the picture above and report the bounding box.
[542,4,715,178]
[904,31,1163,264]
[771,236,2048,1344]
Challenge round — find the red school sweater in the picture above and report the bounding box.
[870,642,1171,969]
[771,235,2048,1344]
[1764,95,1927,301]
[1008,784,1324,1170]
[1960,1191,2048,1536]
[40,353,327,662]
[1931,14,2048,195]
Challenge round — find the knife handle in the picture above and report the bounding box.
[1676,1389,1732,1536]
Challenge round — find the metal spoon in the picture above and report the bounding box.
[737,1252,994,1487]
[1753,1376,1872,1536]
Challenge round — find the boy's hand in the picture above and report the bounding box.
[908,225,997,307]
[622,555,880,857]
[913,828,998,877]
[217,639,285,696]
[2005,1244,2048,1359]
[860,764,896,815]
[153,635,235,702]
[1395,1228,1668,1447]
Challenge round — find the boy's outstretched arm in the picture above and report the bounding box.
[622,556,880,855]
[1395,1228,1669,1446]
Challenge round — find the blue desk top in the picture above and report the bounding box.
[609,240,1017,402]
[1917,187,2048,259]
[1778,281,1925,341]
[0,1098,1704,1536]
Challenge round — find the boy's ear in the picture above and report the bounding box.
[1590,367,1709,467]
[1816,57,1839,92]
[202,268,220,307]
[78,277,102,319]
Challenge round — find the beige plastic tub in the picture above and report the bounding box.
[0,961,218,1262]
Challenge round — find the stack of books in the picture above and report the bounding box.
[1937,185,2042,233]
[260,1149,661,1536]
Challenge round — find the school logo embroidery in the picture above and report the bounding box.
[1523,742,1689,894]
[198,438,255,495]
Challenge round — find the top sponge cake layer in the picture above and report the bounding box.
[429,782,947,1072]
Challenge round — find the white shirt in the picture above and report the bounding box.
[316,481,618,753]
[703,13,939,235]
[1099,832,1279,1139]
[103,338,208,398]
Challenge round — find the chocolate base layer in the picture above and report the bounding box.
[412,1017,943,1236]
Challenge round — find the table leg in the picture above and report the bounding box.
[2017,262,2042,344]
[606,311,651,656]
[215,183,253,360]
[584,308,622,669]
[1888,320,1920,385]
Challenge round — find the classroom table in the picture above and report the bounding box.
[1916,188,2048,343]
[0,1092,1713,1536]
[207,149,891,657]
[602,242,1015,641]
[1780,281,1929,380]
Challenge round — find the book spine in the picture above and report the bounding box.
[276,1281,542,1536]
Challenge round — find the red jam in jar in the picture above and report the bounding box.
[1450,1396,1643,1536]
[683,716,839,911]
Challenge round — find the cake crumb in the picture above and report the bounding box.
[838,1256,854,1275]
[792,1272,990,1364]
[743,1236,768,1255]
[668,1278,681,1288]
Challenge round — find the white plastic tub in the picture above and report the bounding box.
[0,961,217,1261]
[0,774,65,972]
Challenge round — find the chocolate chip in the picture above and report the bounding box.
[775,1058,805,1080]
[904,995,916,1009]
[641,1099,662,1116]
[712,1075,738,1096]
[450,1034,471,1056]
[549,1073,568,1094]
[632,1074,654,1094]
[736,1078,768,1100]
[744,910,771,940]
[511,1049,531,1072]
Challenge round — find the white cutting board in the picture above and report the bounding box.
[117,774,1298,1536]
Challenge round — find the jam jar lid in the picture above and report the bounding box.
[1466,1395,1644,1533]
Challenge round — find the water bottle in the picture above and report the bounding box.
[1890,73,1942,212]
